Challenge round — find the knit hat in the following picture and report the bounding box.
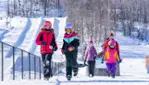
[42,21,52,29]
[89,40,93,44]
[108,39,116,46]
[109,32,114,39]
[65,24,73,29]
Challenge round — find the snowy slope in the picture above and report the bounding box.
[0,18,10,40]
[2,17,28,46]
[52,17,67,62]
[19,18,43,53]
[2,17,29,58]
[116,32,149,58]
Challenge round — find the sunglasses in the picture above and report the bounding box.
[65,29,71,31]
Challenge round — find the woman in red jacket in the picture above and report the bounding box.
[35,21,58,80]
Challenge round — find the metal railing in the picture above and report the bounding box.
[0,41,64,81]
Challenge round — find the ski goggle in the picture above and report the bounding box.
[65,28,72,32]
[44,25,51,29]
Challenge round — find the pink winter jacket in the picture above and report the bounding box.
[85,46,97,61]
[103,47,120,63]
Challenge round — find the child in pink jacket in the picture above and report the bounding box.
[102,39,121,78]
[84,40,97,77]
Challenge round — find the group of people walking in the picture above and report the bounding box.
[35,21,122,80]
[84,32,122,78]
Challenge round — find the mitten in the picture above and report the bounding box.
[117,59,122,64]
[84,60,86,65]
[53,47,57,51]
[84,60,88,66]
[61,50,65,54]
[94,56,96,60]
[101,60,104,64]
[41,41,46,45]
[68,47,74,51]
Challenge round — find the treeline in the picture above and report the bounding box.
[7,0,63,17]
[62,0,149,43]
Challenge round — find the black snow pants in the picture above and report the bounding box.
[87,61,95,76]
[42,53,53,78]
[65,52,78,77]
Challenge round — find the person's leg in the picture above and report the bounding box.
[111,63,116,78]
[91,61,95,77]
[106,63,111,73]
[106,63,112,77]
[72,52,78,76]
[87,61,92,77]
[65,53,73,79]
[41,54,47,78]
[46,53,53,77]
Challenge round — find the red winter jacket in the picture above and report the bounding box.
[36,30,58,54]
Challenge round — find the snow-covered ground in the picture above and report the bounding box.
[0,0,148,84]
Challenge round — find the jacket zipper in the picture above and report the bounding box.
[47,33,48,52]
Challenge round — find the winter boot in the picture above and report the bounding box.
[111,73,115,78]
[91,74,94,77]
[49,73,53,78]
[44,76,50,81]
[106,71,111,77]
[112,75,115,78]
[67,75,72,81]
[88,74,93,77]
[112,74,115,78]
[73,71,78,76]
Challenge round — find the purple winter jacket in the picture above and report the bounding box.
[85,46,97,61]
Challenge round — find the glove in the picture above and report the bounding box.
[84,60,86,65]
[61,50,65,54]
[94,56,96,60]
[117,59,122,64]
[84,60,88,66]
[53,47,57,51]
[41,41,46,45]
[68,47,74,51]
[101,60,104,64]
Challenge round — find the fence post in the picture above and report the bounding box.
[58,63,60,73]
[21,50,24,79]
[34,55,36,79]
[55,63,57,74]
[1,42,4,81]
[39,57,41,79]
[29,53,31,79]
[12,47,15,80]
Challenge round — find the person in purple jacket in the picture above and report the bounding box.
[84,40,97,77]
